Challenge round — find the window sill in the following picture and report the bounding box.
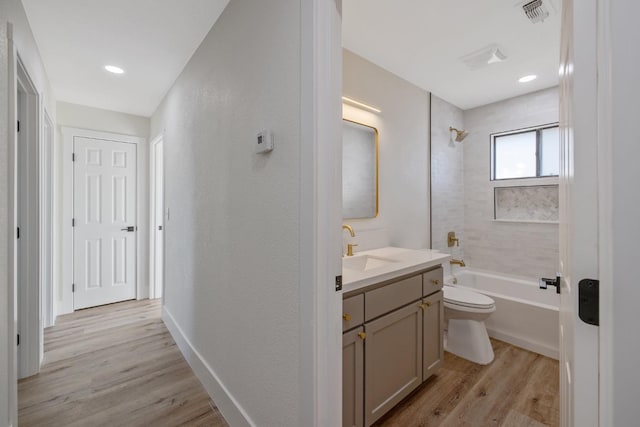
[491,177,559,187]
[493,219,559,224]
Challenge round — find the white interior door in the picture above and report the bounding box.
[152,139,164,299]
[558,0,600,425]
[73,137,137,309]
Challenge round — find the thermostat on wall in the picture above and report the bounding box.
[256,130,274,153]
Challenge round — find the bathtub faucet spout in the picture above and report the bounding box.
[450,258,466,267]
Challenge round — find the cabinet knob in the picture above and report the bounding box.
[432,279,440,285]
[357,332,366,340]
[425,301,433,307]
[418,303,426,310]
[343,313,351,321]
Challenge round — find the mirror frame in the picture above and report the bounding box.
[342,118,380,219]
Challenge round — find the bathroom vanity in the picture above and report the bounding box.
[341,247,449,427]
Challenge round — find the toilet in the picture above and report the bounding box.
[443,285,496,365]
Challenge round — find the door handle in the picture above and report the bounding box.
[121,226,135,232]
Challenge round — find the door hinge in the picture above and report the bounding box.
[72,284,75,293]
[16,227,20,239]
[17,120,20,133]
[579,278,599,326]
[72,218,76,227]
[335,275,342,292]
[17,334,20,346]
[72,152,76,162]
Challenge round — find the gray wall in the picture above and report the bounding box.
[150,0,303,425]
[57,102,150,137]
[463,87,559,278]
[342,49,430,250]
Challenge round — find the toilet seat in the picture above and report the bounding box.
[444,286,495,311]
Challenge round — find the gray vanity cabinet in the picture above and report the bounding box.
[343,327,365,427]
[342,327,365,427]
[342,265,444,427]
[422,290,444,380]
[364,303,423,426]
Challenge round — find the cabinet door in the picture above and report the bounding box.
[364,303,423,426]
[422,290,444,381]
[343,327,364,427]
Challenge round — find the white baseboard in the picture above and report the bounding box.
[162,307,255,427]
[487,328,559,360]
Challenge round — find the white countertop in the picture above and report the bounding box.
[342,247,450,294]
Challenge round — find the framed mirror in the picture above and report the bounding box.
[343,119,379,219]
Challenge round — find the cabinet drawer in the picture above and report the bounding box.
[423,267,443,296]
[343,294,364,331]
[365,275,422,321]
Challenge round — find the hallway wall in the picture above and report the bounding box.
[0,0,57,424]
[150,0,305,425]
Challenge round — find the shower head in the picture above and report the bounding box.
[449,127,469,142]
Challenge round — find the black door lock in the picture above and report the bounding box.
[539,275,561,294]
[120,226,135,232]
[579,279,599,326]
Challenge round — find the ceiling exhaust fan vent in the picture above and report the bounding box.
[459,44,508,71]
[522,0,550,23]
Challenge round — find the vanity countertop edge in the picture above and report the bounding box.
[342,247,451,297]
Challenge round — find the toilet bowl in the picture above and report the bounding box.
[443,285,496,365]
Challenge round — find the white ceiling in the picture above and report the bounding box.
[22,0,230,117]
[343,0,561,110]
[21,0,559,116]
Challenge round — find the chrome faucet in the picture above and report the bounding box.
[450,258,466,267]
[342,224,358,257]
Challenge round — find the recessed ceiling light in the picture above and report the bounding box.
[105,65,124,74]
[518,74,537,83]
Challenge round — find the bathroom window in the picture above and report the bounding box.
[491,124,559,180]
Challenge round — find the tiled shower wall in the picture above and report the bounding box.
[464,87,559,278]
[431,95,465,267]
[431,87,559,279]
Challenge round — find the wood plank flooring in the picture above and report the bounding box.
[19,300,558,427]
[374,339,559,427]
[18,299,228,427]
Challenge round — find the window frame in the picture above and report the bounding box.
[490,122,560,181]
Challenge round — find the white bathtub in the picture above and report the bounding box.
[446,268,560,360]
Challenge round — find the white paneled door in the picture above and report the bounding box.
[73,137,137,309]
[558,0,600,425]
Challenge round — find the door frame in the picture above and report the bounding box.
[299,0,343,425]
[41,110,54,330]
[60,127,148,314]
[149,133,164,300]
[15,52,42,380]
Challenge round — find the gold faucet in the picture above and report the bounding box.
[342,224,358,256]
[450,258,466,267]
[342,224,355,237]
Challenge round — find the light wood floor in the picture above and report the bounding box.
[375,338,560,427]
[19,300,558,427]
[18,299,228,427]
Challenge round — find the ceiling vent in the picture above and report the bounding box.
[516,0,557,23]
[459,44,508,71]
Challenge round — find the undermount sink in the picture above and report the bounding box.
[343,254,399,272]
